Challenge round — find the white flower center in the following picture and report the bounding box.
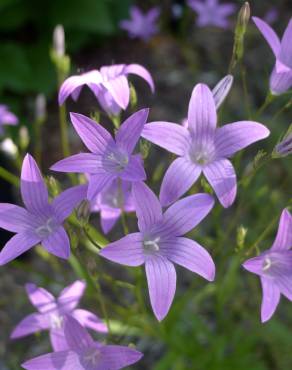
[36,217,57,238]
[143,237,160,253]
[262,257,272,272]
[50,313,63,330]
[105,150,129,172]
[83,349,101,365]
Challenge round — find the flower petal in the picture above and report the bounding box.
[261,277,280,323]
[25,283,56,313]
[162,237,215,281]
[103,75,130,110]
[63,315,94,350]
[252,17,280,56]
[100,232,145,266]
[96,345,143,369]
[142,122,191,156]
[58,280,86,312]
[145,255,176,321]
[72,309,108,333]
[279,18,292,69]
[125,63,155,92]
[70,113,115,154]
[214,121,270,158]
[0,231,40,265]
[160,193,214,236]
[271,209,292,251]
[212,74,234,109]
[42,227,70,259]
[22,350,80,370]
[187,83,217,141]
[50,328,68,351]
[270,66,292,95]
[159,157,202,207]
[0,204,36,232]
[100,208,121,234]
[87,172,115,201]
[21,154,49,215]
[52,185,88,223]
[203,159,237,208]
[132,181,162,232]
[242,255,264,276]
[11,313,49,339]
[116,109,149,154]
[51,153,100,174]
[120,154,146,182]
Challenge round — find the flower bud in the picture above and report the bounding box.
[238,2,250,30]
[19,126,30,151]
[35,94,47,123]
[76,199,91,225]
[274,130,292,157]
[212,75,234,109]
[53,25,65,58]
[0,138,18,159]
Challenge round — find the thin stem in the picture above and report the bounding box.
[58,102,70,158]
[0,166,20,187]
[34,121,42,167]
[120,211,129,235]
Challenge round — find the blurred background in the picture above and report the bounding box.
[0,0,292,369]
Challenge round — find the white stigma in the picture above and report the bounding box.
[36,218,56,238]
[84,349,101,365]
[263,257,272,272]
[143,237,160,253]
[50,314,63,330]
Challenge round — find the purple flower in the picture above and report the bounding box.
[91,179,135,234]
[264,8,278,25]
[22,315,142,369]
[242,209,292,322]
[100,182,215,321]
[188,0,236,29]
[253,17,292,95]
[142,83,270,208]
[0,104,18,135]
[51,109,148,201]
[120,6,160,41]
[11,281,107,351]
[0,154,87,264]
[59,64,154,115]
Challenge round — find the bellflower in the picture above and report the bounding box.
[120,6,160,41]
[253,17,292,95]
[11,281,107,351]
[58,64,154,115]
[100,182,215,321]
[142,83,270,208]
[0,104,18,135]
[51,110,148,201]
[188,0,236,29]
[243,209,292,322]
[91,179,135,234]
[0,154,87,264]
[22,315,143,369]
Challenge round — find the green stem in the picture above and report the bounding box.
[120,211,129,235]
[0,167,20,187]
[58,103,70,158]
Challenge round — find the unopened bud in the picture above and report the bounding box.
[19,126,30,151]
[212,75,234,109]
[236,225,248,250]
[53,25,65,57]
[76,199,91,225]
[274,129,292,158]
[0,138,18,159]
[140,138,151,159]
[35,94,47,123]
[47,176,61,197]
[238,2,250,29]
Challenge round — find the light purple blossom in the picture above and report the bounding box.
[59,64,154,115]
[51,109,148,201]
[22,315,143,369]
[0,104,18,135]
[142,83,270,208]
[188,0,236,29]
[120,6,160,41]
[90,179,135,234]
[242,209,292,322]
[0,154,87,264]
[253,17,292,95]
[100,182,215,321]
[11,281,107,351]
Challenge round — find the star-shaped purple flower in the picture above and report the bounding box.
[142,83,270,208]
[51,109,148,201]
[90,179,135,234]
[59,64,154,116]
[243,209,292,322]
[0,154,87,264]
[22,315,143,369]
[100,182,215,321]
[120,6,160,41]
[0,104,18,135]
[253,16,292,95]
[11,281,108,351]
[188,0,236,29]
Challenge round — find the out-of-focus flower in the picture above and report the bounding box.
[22,315,142,370]
[264,8,279,24]
[91,179,135,234]
[0,154,87,265]
[35,94,47,122]
[11,281,107,351]
[142,83,270,208]
[59,64,154,116]
[0,105,18,135]
[0,138,18,159]
[51,110,148,201]
[100,182,215,321]
[19,126,30,151]
[253,17,292,95]
[120,6,160,41]
[188,0,236,29]
[53,24,65,58]
[243,209,292,322]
